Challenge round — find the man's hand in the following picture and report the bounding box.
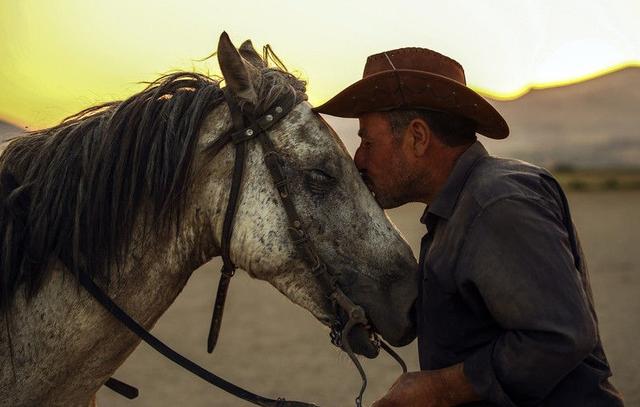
[371,363,481,407]
[371,371,445,407]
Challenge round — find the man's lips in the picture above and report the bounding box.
[366,184,376,197]
[360,173,376,196]
[364,181,381,205]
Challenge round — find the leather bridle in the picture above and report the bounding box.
[80,88,407,406]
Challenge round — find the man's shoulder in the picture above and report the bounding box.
[462,155,563,212]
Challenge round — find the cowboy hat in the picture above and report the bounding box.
[314,47,509,139]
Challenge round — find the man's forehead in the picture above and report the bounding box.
[357,112,391,137]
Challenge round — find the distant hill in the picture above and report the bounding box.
[483,67,640,169]
[324,67,640,169]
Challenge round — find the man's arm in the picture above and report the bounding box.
[456,195,597,406]
[373,195,596,407]
[371,363,480,407]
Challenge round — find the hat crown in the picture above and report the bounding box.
[363,47,466,85]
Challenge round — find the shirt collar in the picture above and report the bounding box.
[420,140,489,226]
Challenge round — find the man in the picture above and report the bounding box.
[314,48,623,406]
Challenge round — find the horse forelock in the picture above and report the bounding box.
[0,65,306,311]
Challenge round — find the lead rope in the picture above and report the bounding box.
[330,289,408,407]
[78,269,315,407]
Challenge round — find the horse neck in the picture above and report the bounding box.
[114,196,217,320]
[0,181,221,406]
[107,100,236,297]
[0,105,238,406]
[108,104,237,322]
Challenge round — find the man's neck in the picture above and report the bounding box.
[420,143,472,205]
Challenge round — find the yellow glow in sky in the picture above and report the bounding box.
[1,0,639,129]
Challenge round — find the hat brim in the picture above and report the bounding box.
[313,70,509,140]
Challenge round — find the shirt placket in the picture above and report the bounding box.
[417,216,438,368]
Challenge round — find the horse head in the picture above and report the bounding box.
[195,33,418,356]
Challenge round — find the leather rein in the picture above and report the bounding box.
[79,89,406,406]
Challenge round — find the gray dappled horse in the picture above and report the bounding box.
[0,34,417,406]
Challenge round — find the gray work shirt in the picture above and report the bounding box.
[417,141,623,406]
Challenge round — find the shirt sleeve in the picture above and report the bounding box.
[456,195,597,406]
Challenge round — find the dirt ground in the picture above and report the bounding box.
[97,191,640,406]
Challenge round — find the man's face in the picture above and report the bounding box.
[354,112,415,209]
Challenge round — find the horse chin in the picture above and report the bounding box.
[347,324,380,359]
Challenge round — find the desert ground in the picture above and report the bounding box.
[96,190,639,406]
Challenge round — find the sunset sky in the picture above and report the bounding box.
[1,0,639,129]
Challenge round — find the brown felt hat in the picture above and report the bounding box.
[314,47,509,139]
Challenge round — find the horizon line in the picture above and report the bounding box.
[476,60,640,101]
[2,60,640,129]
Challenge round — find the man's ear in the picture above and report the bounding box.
[407,118,431,156]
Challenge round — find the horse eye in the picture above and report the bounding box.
[307,169,334,183]
[305,169,336,194]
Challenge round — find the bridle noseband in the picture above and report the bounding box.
[81,88,406,407]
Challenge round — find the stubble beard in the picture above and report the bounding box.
[375,157,425,210]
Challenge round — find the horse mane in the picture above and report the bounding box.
[0,66,306,310]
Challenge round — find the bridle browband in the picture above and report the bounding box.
[79,88,407,406]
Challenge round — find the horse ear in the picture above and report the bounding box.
[239,40,266,69]
[217,32,259,106]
